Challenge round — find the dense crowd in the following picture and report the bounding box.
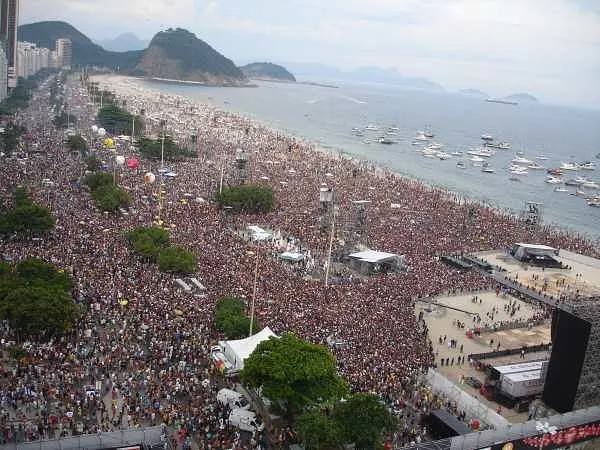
[0,73,597,449]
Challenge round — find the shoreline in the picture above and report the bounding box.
[94,74,599,247]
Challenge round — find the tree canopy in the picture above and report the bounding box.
[126,226,170,261]
[214,297,260,339]
[241,333,349,416]
[0,188,55,237]
[216,185,275,214]
[67,134,88,155]
[138,136,195,160]
[84,171,130,212]
[97,104,143,136]
[157,246,197,274]
[0,122,27,155]
[333,393,396,449]
[0,258,79,340]
[296,409,343,450]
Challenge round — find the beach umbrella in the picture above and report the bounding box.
[103,137,114,148]
[144,172,156,184]
[97,128,106,137]
[127,157,139,169]
[115,155,125,166]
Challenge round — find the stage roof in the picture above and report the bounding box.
[349,250,399,263]
[515,243,557,251]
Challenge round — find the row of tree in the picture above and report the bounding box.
[0,188,55,237]
[138,136,196,161]
[0,258,80,341]
[84,172,131,212]
[240,333,396,449]
[216,185,275,214]
[0,68,58,116]
[97,104,144,136]
[125,226,197,274]
[214,297,260,339]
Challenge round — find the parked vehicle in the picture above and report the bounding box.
[228,409,264,433]
[217,388,250,410]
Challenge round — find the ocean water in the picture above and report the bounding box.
[139,79,600,240]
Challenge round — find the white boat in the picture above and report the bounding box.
[554,187,568,193]
[451,151,463,156]
[469,156,485,162]
[580,162,596,171]
[378,137,394,144]
[365,124,379,131]
[545,176,563,184]
[588,197,600,207]
[510,168,529,175]
[575,176,590,183]
[415,131,431,141]
[560,162,579,171]
[511,156,533,165]
[485,141,511,150]
[437,152,452,160]
[582,181,599,189]
[428,143,443,150]
[536,155,549,160]
[467,148,495,157]
[482,167,495,173]
[527,162,545,170]
[481,134,493,141]
[456,161,466,169]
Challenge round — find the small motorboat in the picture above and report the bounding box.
[554,187,568,193]
[469,156,485,163]
[527,162,545,170]
[582,181,599,189]
[467,148,495,157]
[580,162,596,171]
[509,177,522,182]
[512,156,533,165]
[545,176,563,184]
[378,137,394,144]
[482,167,495,173]
[451,151,463,157]
[456,161,466,169]
[536,155,549,160]
[565,179,583,186]
[481,134,493,141]
[547,168,563,176]
[437,152,452,160]
[560,162,579,170]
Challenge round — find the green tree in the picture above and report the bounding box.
[333,393,396,449]
[16,258,73,292]
[0,203,56,236]
[0,258,79,340]
[157,246,197,274]
[53,112,77,129]
[0,122,26,155]
[138,136,195,160]
[13,187,33,207]
[97,104,143,136]
[85,154,102,171]
[216,185,275,213]
[126,226,170,260]
[67,134,88,155]
[91,184,131,211]
[297,409,343,450]
[214,297,260,339]
[241,333,349,416]
[84,172,113,190]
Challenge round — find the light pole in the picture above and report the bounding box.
[248,250,260,337]
[535,421,557,450]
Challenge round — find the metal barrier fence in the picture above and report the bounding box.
[0,426,168,450]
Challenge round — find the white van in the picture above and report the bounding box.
[217,388,250,410]
[228,409,264,433]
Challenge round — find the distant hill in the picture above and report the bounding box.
[459,88,488,97]
[280,62,443,91]
[136,28,245,85]
[18,21,142,70]
[505,93,538,103]
[240,62,296,82]
[97,32,148,52]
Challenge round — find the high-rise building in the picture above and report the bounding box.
[0,0,19,88]
[17,41,50,79]
[0,46,7,101]
[56,38,72,69]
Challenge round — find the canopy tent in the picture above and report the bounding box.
[247,225,272,241]
[279,251,305,263]
[219,327,277,372]
[347,250,405,274]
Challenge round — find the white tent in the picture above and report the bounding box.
[247,225,272,241]
[280,251,305,262]
[219,327,277,371]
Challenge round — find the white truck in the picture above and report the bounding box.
[228,409,264,433]
[217,388,251,410]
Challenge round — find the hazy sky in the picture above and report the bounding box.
[21,0,600,107]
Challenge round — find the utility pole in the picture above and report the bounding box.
[324,209,336,288]
[249,253,259,336]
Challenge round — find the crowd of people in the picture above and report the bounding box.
[0,72,598,449]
